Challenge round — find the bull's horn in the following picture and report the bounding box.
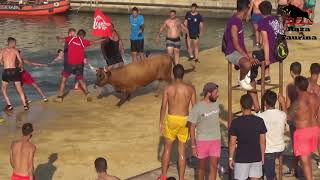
[88,63,97,72]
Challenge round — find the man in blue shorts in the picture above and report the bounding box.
[184,3,204,63]
[129,7,144,62]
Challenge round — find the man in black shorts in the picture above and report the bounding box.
[0,37,28,111]
[129,7,144,62]
[184,3,204,62]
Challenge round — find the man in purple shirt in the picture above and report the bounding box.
[223,0,260,111]
[252,1,284,84]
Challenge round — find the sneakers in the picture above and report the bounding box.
[257,76,271,84]
[43,97,49,102]
[239,79,253,90]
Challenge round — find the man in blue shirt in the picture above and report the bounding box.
[184,3,204,63]
[129,7,144,62]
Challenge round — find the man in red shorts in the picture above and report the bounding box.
[15,49,48,102]
[10,123,36,180]
[56,29,104,102]
[281,76,320,180]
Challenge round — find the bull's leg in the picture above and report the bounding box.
[116,94,131,107]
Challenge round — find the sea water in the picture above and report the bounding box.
[0,12,250,108]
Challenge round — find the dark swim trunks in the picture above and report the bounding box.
[2,68,21,82]
[61,64,84,80]
[186,34,199,40]
[130,39,144,53]
[166,37,181,49]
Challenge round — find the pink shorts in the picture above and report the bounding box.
[294,126,320,156]
[11,172,30,180]
[196,140,221,159]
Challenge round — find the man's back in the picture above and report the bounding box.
[229,115,267,163]
[11,140,35,175]
[295,92,319,127]
[166,81,195,116]
[308,81,320,97]
[1,48,18,68]
[258,109,286,153]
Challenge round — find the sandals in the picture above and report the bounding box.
[55,96,64,103]
[24,105,29,111]
[4,105,13,111]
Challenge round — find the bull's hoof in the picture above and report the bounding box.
[97,94,103,99]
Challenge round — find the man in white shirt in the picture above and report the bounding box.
[257,90,287,180]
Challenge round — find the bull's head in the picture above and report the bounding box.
[281,6,291,15]
[95,68,111,87]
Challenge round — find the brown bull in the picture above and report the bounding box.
[95,55,173,106]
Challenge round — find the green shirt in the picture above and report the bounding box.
[188,101,221,141]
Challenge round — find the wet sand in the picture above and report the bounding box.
[0,24,320,180]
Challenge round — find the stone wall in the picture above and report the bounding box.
[70,0,238,18]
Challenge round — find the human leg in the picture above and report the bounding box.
[1,81,11,106]
[209,156,219,180]
[14,81,27,107]
[177,141,186,180]
[173,48,180,65]
[161,138,173,178]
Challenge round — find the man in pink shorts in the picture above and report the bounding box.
[289,76,320,180]
[189,82,222,180]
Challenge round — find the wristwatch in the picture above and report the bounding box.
[229,157,233,161]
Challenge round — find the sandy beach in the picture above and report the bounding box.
[0,24,320,180]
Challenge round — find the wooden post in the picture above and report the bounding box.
[261,62,266,111]
[279,61,284,96]
[278,154,283,180]
[228,62,232,180]
[228,62,233,127]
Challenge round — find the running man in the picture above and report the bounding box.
[14,48,48,102]
[229,94,267,180]
[223,0,260,111]
[247,0,264,47]
[158,64,196,180]
[0,37,28,111]
[94,157,120,180]
[284,76,320,180]
[157,10,190,65]
[184,3,204,62]
[129,7,144,62]
[101,23,125,71]
[56,29,104,102]
[189,82,222,180]
[10,123,36,180]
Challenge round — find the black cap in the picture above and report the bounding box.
[191,3,198,7]
[200,82,219,96]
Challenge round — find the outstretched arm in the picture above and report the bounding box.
[24,59,48,67]
[90,37,107,45]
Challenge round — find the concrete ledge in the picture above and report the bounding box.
[70,0,278,18]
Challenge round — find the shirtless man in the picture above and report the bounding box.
[247,0,264,47]
[157,10,190,65]
[308,63,320,96]
[94,157,120,180]
[279,76,320,180]
[0,37,27,111]
[10,123,36,180]
[284,62,301,176]
[158,64,196,180]
[307,63,320,169]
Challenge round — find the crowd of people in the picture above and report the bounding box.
[1,0,319,180]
